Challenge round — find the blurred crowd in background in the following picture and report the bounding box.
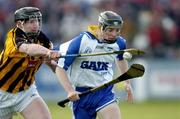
[0,0,180,59]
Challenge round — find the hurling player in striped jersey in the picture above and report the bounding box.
[56,11,133,119]
[0,7,60,119]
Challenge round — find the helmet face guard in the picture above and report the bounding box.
[98,11,123,44]
[14,7,42,38]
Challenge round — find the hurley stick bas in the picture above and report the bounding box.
[57,63,145,107]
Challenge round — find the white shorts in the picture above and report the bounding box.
[0,84,40,119]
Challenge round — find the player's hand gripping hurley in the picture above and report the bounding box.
[57,63,145,107]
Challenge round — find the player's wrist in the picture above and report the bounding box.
[46,50,51,59]
[125,83,132,92]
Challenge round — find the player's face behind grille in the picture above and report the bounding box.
[98,11,123,43]
[23,17,42,38]
[101,27,121,43]
[14,7,42,38]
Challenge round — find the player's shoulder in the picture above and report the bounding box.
[116,36,126,43]
[11,27,27,38]
[59,31,96,52]
[37,31,51,42]
[82,31,97,40]
[116,36,127,49]
[68,31,96,44]
[37,31,52,48]
[59,32,84,50]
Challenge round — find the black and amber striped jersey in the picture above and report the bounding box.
[0,27,52,93]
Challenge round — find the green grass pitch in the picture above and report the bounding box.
[14,100,180,119]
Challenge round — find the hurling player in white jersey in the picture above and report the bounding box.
[55,11,134,119]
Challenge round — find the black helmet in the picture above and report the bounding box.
[14,7,42,22]
[14,7,42,38]
[98,11,123,30]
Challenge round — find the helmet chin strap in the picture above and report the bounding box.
[103,39,116,44]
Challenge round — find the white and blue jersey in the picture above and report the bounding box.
[58,32,126,88]
[57,26,127,119]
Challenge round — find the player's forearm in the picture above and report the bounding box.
[117,60,129,74]
[55,66,75,93]
[117,60,132,88]
[45,60,57,72]
[19,43,51,57]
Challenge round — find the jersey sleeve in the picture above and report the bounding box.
[3,28,28,56]
[57,34,83,70]
[15,28,31,48]
[116,37,127,60]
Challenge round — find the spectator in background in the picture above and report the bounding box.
[0,0,180,58]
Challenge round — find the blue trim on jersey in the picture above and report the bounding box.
[116,37,126,60]
[63,34,83,70]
